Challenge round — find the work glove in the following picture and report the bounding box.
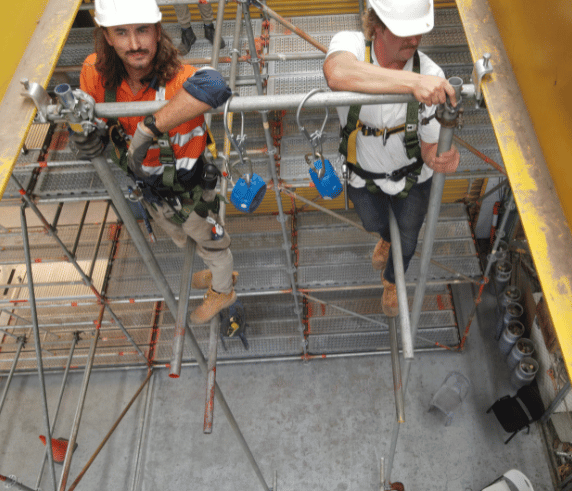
[127,122,154,179]
[182,67,232,108]
[69,130,105,160]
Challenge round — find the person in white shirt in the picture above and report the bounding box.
[323,0,460,317]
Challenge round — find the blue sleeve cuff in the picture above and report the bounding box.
[183,67,232,108]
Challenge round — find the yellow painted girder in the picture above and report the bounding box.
[0,0,82,202]
[457,0,572,380]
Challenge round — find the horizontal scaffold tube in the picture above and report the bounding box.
[81,86,476,119]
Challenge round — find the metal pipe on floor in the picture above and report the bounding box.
[57,322,100,491]
[248,0,328,53]
[242,5,306,359]
[67,369,153,491]
[89,152,270,489]
[35,332,79,490]
[91,86,476,119]
[388,209,413,360]
[387,317,405,424]
[384,77,464,487]
[0,337,25,415]
[20,204,58,491]
[169,239,195,378]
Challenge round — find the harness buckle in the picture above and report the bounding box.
[382,127,388,146]
[406,123,417,132]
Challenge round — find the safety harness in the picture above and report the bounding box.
[105,86,221,224]
[339,40,425,199]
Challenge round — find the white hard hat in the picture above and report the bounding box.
[94,0,162,27]
[369,0,434,37]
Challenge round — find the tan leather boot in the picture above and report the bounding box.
[190,287,237,324]
[372,238,391,271]
[191,269,239,289]
[382,277,399,317]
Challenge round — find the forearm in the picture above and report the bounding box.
[323,51,457,106]
[324,51,421,95]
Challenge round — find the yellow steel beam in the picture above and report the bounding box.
[457,0,572,379]
[0,0,82,201]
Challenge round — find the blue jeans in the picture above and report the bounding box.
[348,178,433,284]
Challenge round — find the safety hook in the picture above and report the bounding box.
[296,88,329,179]
[223,93,254,186]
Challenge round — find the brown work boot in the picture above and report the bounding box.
[190,287,237,324]
[191,269,239,289]
[382,277,399,317]
[372,238,391,271]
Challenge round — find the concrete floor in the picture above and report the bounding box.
[0,284,555,491]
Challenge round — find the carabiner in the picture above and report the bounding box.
[296,88,329,179]
[223,93,255,183]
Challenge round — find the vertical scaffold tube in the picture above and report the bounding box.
[58,317,101,491]
[384,77,464,487]
[20,205,58,491]
[36,333,79,489]
[204,315,220,433]
[0,337,24,416]
[387,318,405,424]
[20,203,57,491]
[169,239,195,378]
[241,5,306,356]
[388,209,413,360]
[202,0,241,435]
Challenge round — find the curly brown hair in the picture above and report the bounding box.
[362,8,387,40]
[94,24,181,91]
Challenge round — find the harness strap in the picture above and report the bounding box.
[338,40,423,199]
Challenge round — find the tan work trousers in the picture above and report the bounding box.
[174,4,214,27]
[144,201,234,294]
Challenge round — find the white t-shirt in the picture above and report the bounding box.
[327,31,445,194]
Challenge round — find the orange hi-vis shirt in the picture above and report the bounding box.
[80,53,207,178]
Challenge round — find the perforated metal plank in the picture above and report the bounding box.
[269,34,335,54]
[269,14,361,36]
[307,325,459,353]
[33,162,133,199]
[308,309,456,335]
[297,254,480,288]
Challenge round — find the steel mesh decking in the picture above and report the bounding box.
[0,10,496,370]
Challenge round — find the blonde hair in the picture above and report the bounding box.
[362,8,387,40]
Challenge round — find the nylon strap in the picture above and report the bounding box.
[104,88,223,224]
[338,40,423,199]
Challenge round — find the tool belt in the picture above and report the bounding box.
[338,40,424,199]
[104,89,222,225]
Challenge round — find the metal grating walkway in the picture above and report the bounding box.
[0,9,498,371]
